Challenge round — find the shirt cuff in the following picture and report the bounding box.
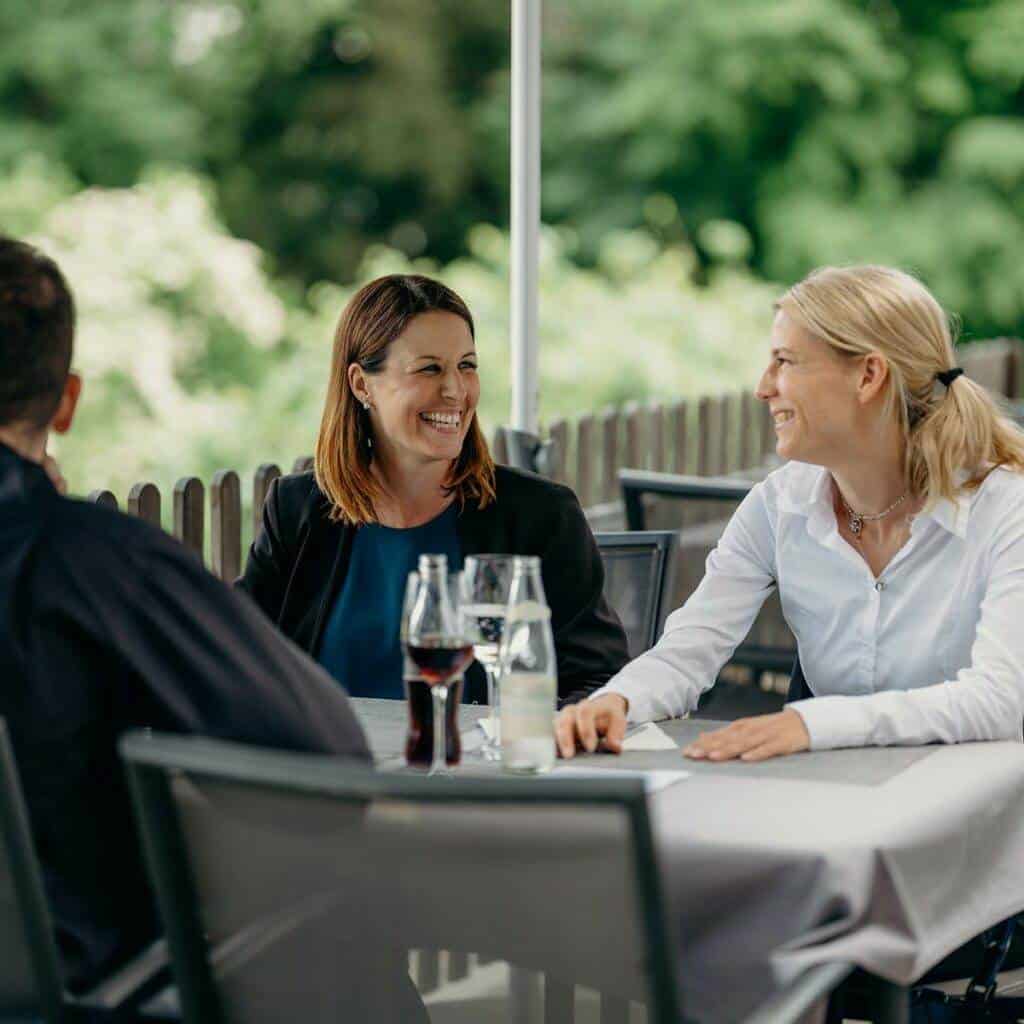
[786,695,867,751]
[590,681,651,726]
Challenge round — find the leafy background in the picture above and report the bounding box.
[2,0,1022,499]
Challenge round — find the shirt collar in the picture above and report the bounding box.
[917,471,973,539]
[783,462,972,539]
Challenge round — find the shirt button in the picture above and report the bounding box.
[874,580,886,592]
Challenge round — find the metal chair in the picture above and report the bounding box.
[122,731,852,1024]
[121,731,684,1024]
[493,427,558,477]
[0,718,169,1024]
[618,469,794,716]
[595,530,677,658]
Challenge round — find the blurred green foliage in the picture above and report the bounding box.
[3,0,1023,337]
[2,0,1024,500]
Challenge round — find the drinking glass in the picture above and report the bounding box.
[403,556,473,774]
[459,554,514,759]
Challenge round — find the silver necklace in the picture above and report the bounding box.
[839,490,908,536]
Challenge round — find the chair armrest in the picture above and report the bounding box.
[741,961,852,1024]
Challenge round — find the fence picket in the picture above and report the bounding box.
[600,408,620,503]
[739,392,757,470]
[696,397,713,475]
[252,463,281,538]
[87,490,117,510]
[670,400,688,474]
[211,470,242,583]
[760,398,775,460]
[648,402,665,472]
[173,477,204,561]
[548,418,570,487]
[959,338,1016,396]
[127,482,160,526]
[575,415,595,507]
[491,426,509,465]
[623,401,643,470]
[717,394,734,473]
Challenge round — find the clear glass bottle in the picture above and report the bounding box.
[498,556,557,773]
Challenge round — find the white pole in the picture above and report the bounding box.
[510,0,541,434]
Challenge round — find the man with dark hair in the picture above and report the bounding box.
[0,237,372,991]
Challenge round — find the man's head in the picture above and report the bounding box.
[0,237,81,451]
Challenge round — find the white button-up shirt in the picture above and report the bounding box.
[594,460,1024,750]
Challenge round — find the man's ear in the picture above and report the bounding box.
[50,372,82,434]
[857,353,889,405]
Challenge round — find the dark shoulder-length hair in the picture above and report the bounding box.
[314,273,496,524]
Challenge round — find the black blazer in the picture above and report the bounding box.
[237,465,631,706]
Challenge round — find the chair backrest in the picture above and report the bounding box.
[122,733,683,1024]
[494,427,558,478]
[618,469,796,677]
[0,719,64,1024]
[595,531,677,658]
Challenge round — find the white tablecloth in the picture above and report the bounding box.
[354,698,1024,1022]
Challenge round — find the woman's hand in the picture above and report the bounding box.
[683,710,810,762]
[555,694,629,759]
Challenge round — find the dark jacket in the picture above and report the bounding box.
[237,464,630,706]
[0,443,371,992]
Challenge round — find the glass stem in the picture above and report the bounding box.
[429,683,449,776]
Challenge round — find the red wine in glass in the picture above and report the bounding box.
[405,676,465,767]
[407,640,474,683]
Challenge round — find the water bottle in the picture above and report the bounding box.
[499,556,557,773]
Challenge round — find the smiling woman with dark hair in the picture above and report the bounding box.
[238,273,629,704]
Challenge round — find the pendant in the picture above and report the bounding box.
[849,513,863,536]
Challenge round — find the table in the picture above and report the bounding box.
[354,698,1024,1022]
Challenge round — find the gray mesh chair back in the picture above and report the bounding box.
[619,470,795,681]
[122,732,683,1024]
[595,531,677,658]
[0,719,65,1024]
[493,427,558,478]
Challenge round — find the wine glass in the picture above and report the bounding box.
[404,555,474,774]
[459,555,514,759]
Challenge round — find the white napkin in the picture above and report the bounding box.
[620,722,678,752]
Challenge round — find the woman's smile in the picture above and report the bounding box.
[419,409,464,434]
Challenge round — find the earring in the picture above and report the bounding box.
[362,401,371,411]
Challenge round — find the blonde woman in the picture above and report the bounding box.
[558,264,1024,761]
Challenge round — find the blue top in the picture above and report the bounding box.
[317,503,462,699]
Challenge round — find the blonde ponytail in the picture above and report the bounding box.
[779,265,1024,508]
[910,371,1024,503]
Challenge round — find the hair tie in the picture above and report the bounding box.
[935,367,964,388]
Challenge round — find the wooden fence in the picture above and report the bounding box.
[86,337,1024,585]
